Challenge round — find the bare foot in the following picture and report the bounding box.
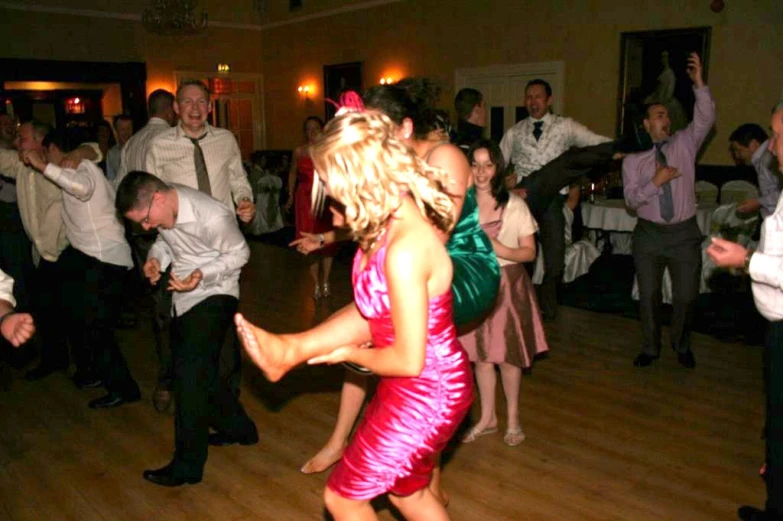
[235,313,296,382]
[300,443,345,474]
[429,486,449,508]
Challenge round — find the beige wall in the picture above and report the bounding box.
[1,0,780,165]
[0,8,263,104]
[261,0,782,164]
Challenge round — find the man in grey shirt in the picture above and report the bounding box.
[729,123,781,218]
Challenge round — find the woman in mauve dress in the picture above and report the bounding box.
[459,139,549,447]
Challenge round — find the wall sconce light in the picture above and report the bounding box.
[298,85,311,96]
[379,77,394,85]
[216,63,231,74]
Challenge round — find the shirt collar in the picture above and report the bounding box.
[175,122,212,141]
[530,113,553,125]
[173,186,197,225]
[751,139,770,163]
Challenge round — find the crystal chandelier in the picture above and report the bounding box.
[142,0,208,36]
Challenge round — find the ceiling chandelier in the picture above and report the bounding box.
[142,0,208,36]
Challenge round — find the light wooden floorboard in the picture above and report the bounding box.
[0,241,766,520]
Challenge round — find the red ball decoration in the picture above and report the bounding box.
[710,0,725,13]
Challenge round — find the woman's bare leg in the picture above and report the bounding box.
[309,262,320,298]
[428,459,449,508]
[324,486,378,521]
[322,256,334,295]
[390,487,450,521]
[466,362,499,434]
[499,363,522,432]
[302,370,369,473]
[235,303,371,382]
[499,363,524,445]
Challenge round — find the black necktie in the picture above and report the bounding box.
[189,134,212,197]
[532,121,543,141]
[655,142,674,222]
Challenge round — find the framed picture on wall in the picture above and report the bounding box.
[616,26,711,149]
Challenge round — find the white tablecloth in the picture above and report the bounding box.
[581,199,715,236]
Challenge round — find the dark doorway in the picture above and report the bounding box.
[323,61,362,121]
[0,58,147,130]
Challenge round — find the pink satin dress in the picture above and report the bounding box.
[326,235,473,500]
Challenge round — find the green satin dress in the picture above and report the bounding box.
[447,186,500,326]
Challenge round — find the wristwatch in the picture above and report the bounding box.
[744,248,755,273]
[318,233,325,248]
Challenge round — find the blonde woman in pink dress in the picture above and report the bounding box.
[237,111,472,521]
[459,139,549,447]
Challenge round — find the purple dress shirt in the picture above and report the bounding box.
[622,86,716,224]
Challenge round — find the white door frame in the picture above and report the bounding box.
[455,61,565,128]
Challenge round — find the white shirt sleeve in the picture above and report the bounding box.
[42,162,95,202]
[566,119,612,148]
[499,127,514,165]
[0,268,16,307]
[749,251,783,291]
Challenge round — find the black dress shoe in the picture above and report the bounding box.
[677,350,696,369]
[143,462,201,487]
[25,362,69,381]
[208,431,259,447]
[738,506,783,521]
[73,372,103,389]
[633,352,659,367]
[88,392,141,409]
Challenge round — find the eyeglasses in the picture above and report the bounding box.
[141,192,157,225]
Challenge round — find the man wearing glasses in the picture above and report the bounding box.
[116,171,258,487]
[143,80,255,411]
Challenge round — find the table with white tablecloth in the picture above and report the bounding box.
[581,199,724,304]
[581,199,715,235]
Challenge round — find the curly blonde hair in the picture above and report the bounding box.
[310,111,455,250]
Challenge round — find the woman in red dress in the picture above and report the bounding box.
[286,116,338,299]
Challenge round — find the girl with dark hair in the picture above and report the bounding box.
[459,139,548,447]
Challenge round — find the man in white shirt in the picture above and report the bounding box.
[145,82,256,409]
[145,80,255,221]
[0,121,101,381]
[116,171,258,487]
[500,79,612,319]
[707,103,783,521]
[0,113,35,340]
[105,114,133,183]
[0,268,35,348]
[23,129,140,409]
[729,123,781,218]
[114,89,177,412]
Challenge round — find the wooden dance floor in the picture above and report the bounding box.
[0,241,766,520]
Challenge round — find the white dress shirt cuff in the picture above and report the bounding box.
[749,251,783,289]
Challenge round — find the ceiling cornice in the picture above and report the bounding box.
[0,0,405,32]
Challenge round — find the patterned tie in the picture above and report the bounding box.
[655,142,674,222]
[532,121,543,141]
[189,134,212,197]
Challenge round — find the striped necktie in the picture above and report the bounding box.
[189,133,212,197]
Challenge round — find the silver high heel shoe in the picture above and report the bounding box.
[322,282,331,298]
